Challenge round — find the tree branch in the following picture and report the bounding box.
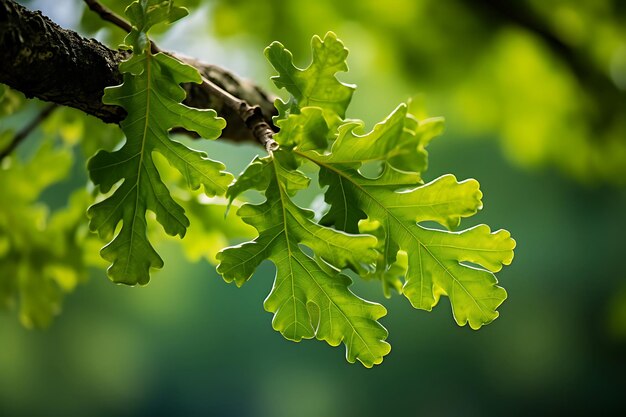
[82,0,276,150]
[83,0,163,54]
[0,0,278,146]
[0,103,57,162]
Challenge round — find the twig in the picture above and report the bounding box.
[0,103,57,162]
[82,0,276,150]
[83,0,131,33]
[199,77,278,152]
[83,0,162,54]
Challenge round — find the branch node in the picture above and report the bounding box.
[242,104,278,152]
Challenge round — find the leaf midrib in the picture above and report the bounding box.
[123,49,152,278]
[296,150,488,317]
[270,158,376,360]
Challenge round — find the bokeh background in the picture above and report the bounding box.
[2,0,626,415]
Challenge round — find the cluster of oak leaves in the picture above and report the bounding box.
[0,1,515,367]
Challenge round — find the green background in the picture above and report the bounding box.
[1,0,625,415]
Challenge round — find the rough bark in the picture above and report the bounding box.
[0,0,277,144]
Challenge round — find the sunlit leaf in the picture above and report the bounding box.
[295,105,515,329]
[265,32,355,127]
[218,152,390,367]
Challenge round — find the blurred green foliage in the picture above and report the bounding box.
[73,0,626,183]
[206,0,626,184]
[1,0,626,415]
[0,143,93,328]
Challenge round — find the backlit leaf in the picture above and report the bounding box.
[87,0,232,284]
[218,152,390,367]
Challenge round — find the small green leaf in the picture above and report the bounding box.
[125,0,189,53]
[265,32,355,127]
[275,107,330,151]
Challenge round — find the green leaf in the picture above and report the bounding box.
[274,107,330,151]
[217,152,390,367]
[265,32,355,127]
[124,0,189,53]
[296,106,515,329]
[217,32,515,365]
[88,2,232,284]
[264,33,515,330]
[358,219,408,298]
